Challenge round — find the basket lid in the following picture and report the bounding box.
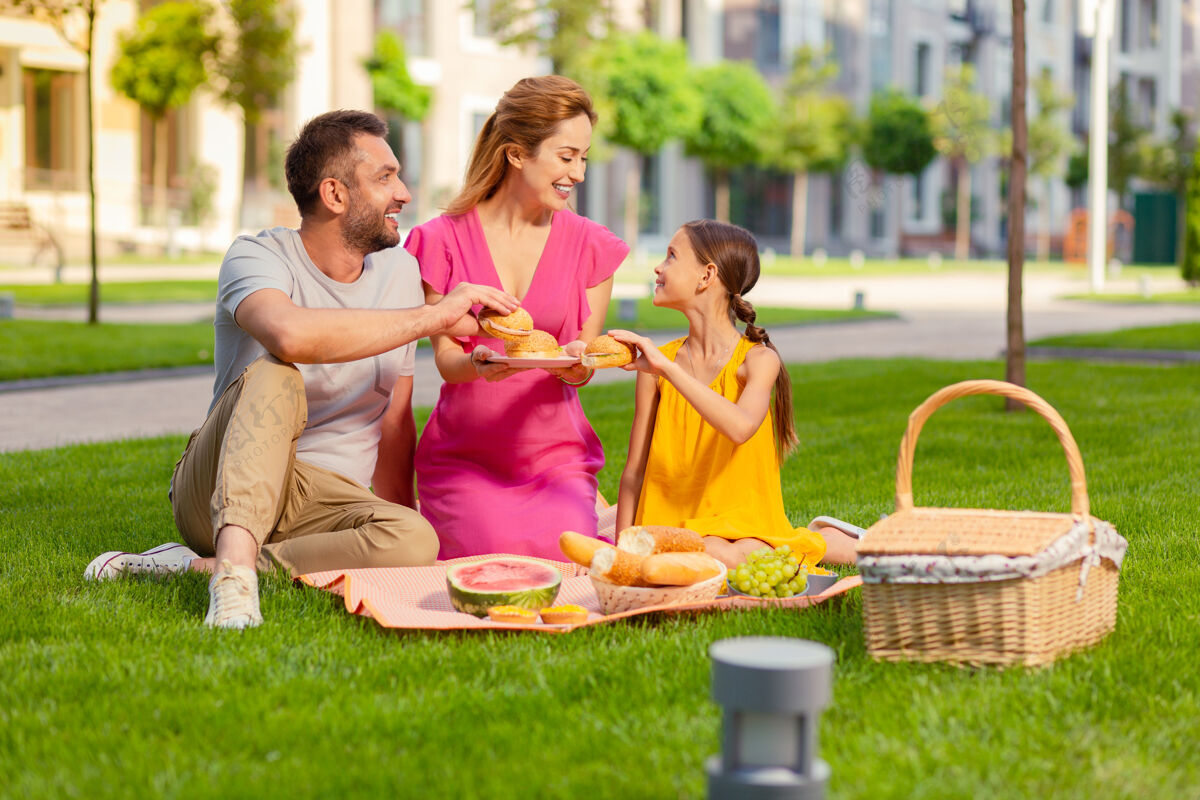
[858,507,1080,557]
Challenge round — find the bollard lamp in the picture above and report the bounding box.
[707,637,833,800]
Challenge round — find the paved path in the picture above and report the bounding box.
[3,270,1199,453]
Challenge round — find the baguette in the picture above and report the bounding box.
[589,546,648,586]
[617,525,705,556]
[558,530,609,567]
[640,552,724,586]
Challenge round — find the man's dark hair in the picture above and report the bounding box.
[285,110,388,217]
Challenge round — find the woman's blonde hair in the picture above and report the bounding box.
[681,219,798,461]
[445,75,597,216]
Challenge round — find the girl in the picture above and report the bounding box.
[610,220,858,569]
[404,76,628,560]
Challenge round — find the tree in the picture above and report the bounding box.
[216,0,300,221]
[772,46,853,258]
[110,1,219,229]
[1107,82,1148,211]
[1181,134,1200,286]
[5,0,105,323]
[682,61,775,224]
[363,30,433,170]
[861,91,936,238]
[1027,67,1074,262]
[1006,0,1029,407]
[472,0,615,76]
[578,32,701,257]
[932,65,994,261]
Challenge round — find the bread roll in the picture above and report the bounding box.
[558,530,609,567]
[505,329,563,358]
[640,552,724,586]
[479,308,534,341]
[581,335,634,368]
[487,605,538,623]
[617,525,705,556]
[589,546,647,586]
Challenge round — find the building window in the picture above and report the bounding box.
[1119,0,1132,52]
[1138,0,1159,48]
[869,0,892,92]
[1136,76,1157,127]
[23,68,80,191]
[870,206,886,239]
[911,169,926,221]
[473,0,495,38]
[722,0,783,74]
[914,41,931,96]
[1042,0,1055,23]
[375,0,428,57]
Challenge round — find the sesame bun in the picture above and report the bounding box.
[581,335,634,368]
[479,307,534,341]
[505,329,563,358]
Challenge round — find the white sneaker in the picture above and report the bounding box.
[204,559,262,630]
[84,542,199,581]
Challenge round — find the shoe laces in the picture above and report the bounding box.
[207,560,261,628]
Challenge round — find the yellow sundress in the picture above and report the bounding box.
[633,336,827,565]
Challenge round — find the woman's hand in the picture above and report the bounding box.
[607,329,671,376]
[469,345,521,382]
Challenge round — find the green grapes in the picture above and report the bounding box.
[731,544,810,598]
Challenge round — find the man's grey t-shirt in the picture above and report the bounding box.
[213,227,423,489]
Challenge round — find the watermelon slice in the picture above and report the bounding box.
[446,557,563,617]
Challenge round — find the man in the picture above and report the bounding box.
[84,110,518,629]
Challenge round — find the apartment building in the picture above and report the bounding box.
[1,0,1195,261]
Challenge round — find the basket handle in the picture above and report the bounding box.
[895,380,1089,520]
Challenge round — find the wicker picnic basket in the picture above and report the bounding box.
[857,380,1128,668]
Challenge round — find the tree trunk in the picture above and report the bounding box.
[86,9,99,325]
[623,154,641,263]
[715,168,730,223]
[790,171,809,258]
[1005,0,1028,409]
[955,159,972,262]
[1036,176,1052,262]
[153,115,169,229]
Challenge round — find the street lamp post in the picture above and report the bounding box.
[1081,0,1115,293]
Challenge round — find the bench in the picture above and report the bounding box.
[0,201,65,280]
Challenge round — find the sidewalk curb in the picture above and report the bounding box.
[0,365,215,394]
[1026,346,1200,364]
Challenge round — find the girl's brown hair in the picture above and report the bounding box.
[681,219,798,461]
[445,75,598,215]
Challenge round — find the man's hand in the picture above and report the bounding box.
[433,282,518,335]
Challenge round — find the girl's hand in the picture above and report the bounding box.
[469,345,521,382]
[607,329,671,376]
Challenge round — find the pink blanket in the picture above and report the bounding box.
[298,554,862,632]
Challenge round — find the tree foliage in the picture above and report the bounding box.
[364,30,432,122]
[1181,134,1200,285]
[1106,83,1149,208]
[771,46,852,175]
[579,32,701,156]
[862,90,935,176]
[473,0,614,76]
[216,0,300,125]
[683,60,775,169]
[1028,68,1074,179]
[110,1,218,119]
[931,64,994,166]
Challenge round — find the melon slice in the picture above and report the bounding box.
[446,557,562,617]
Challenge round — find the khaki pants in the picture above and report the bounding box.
[170,356,438,575]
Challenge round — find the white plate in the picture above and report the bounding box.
[486,355,581,368]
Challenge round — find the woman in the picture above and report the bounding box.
[404,76,628,560]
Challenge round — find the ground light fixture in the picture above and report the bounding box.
[707,637,833,799]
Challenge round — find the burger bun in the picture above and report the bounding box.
[581,335,635,369]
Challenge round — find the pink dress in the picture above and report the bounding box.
[404,208,629,559]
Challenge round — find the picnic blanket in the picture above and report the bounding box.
[298,554,863,632]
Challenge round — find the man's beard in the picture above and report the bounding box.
[341,188,400,254]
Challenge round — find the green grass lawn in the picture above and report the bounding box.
[0,320,215,381]
[1031,322,1200,352]
[2,358,1197,798]
[0,280,219,306]
[1066,287,1200,304]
